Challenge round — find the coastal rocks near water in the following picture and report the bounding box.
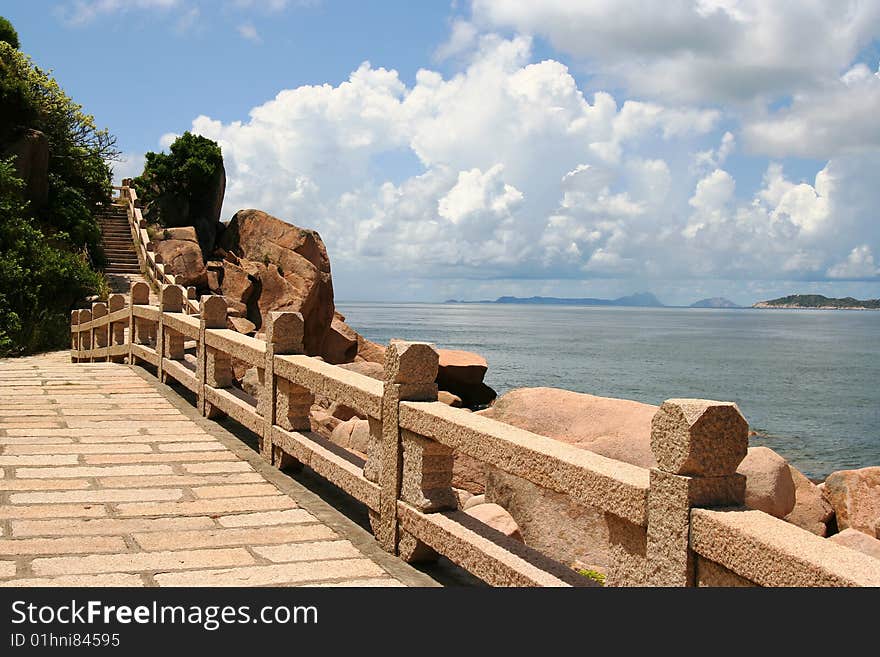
[477,387,658,469]
[437,349,497,408]
[736,447,796,518]
[823,466,880,534]
[784,466,834,536]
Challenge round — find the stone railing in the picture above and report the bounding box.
[69,283,880,587]
[111,182,200,315]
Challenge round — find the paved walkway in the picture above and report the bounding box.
[0,351,433,587]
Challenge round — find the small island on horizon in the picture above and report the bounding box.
[753,294,880,310]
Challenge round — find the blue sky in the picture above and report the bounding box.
[5,1,880,305]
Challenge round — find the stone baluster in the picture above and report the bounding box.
[366,339,442,557]
[644,399,749,587]
[198,296,230,419]
[108,294,127,363]
[90,302,108,363]
[158,284,185,383]
[263,312,309,468]
[129,281,154,353]
[78,308,92,358]
[70,310,81,362]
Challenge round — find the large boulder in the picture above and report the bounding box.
[478,387,658,468]
[436,349,496,409]
[477,387,657,570]
[219,210,334,355]
[784,465,834,536]
[824,466,880,534]
[3,129,48,209]
[736,446,796,518]
[154,232,207,288]
[828,528,880,560]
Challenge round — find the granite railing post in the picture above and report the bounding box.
[78,308,92,358]
[158,284,185,383]
[129,281,152,366]
[90,302,108,362]
[108,294,126,363]
[198,296,229,418]
[366,339,441,556]
[263,312,309,468]
[70,310,81,362]
[645,398,749,586]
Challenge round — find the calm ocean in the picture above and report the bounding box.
[338,302,880,481]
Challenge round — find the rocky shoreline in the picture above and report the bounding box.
[753,303,879,310]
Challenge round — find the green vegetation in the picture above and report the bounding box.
[575,568,606,586]
[133,131,223,228]
[0,16,19,49]
[0,158,103,355]
[0,19,116,356]
[756,294,880,309]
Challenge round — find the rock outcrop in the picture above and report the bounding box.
[736,446,796,519]
[218,209,334,356]
[824,466,880,534]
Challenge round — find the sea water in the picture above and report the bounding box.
[339,302,880,480]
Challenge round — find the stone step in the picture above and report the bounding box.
[105,267,142,274]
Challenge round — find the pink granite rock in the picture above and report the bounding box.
[824,466,880,534]
[464,503,523,542]
[736,446,796,518]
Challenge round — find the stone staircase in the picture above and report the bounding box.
[98,205,141,275]
[97,204,156,302]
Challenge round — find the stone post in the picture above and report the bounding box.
[645,399,748,586]
[264,312,309,469]
[198,296,230,419]
[367,339,440,557]
[157,284,185,383]
[90,302,108,363]
[70,310,81,362]
[129,281,153,355]
[108,294,127,363]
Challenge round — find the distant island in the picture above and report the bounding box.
[446,292,665,307]
[753,294,880,310]
[690,297,742,308]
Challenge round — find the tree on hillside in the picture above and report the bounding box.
[0,16,19,50]
[133,131,225,254]
[0,23,116,355]
[0,157,103,356]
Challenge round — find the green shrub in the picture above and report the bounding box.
[133,131,222,228]
[0,157,102,356]
[0,16,19,50]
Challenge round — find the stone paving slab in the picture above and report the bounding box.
[0,351,436,587]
